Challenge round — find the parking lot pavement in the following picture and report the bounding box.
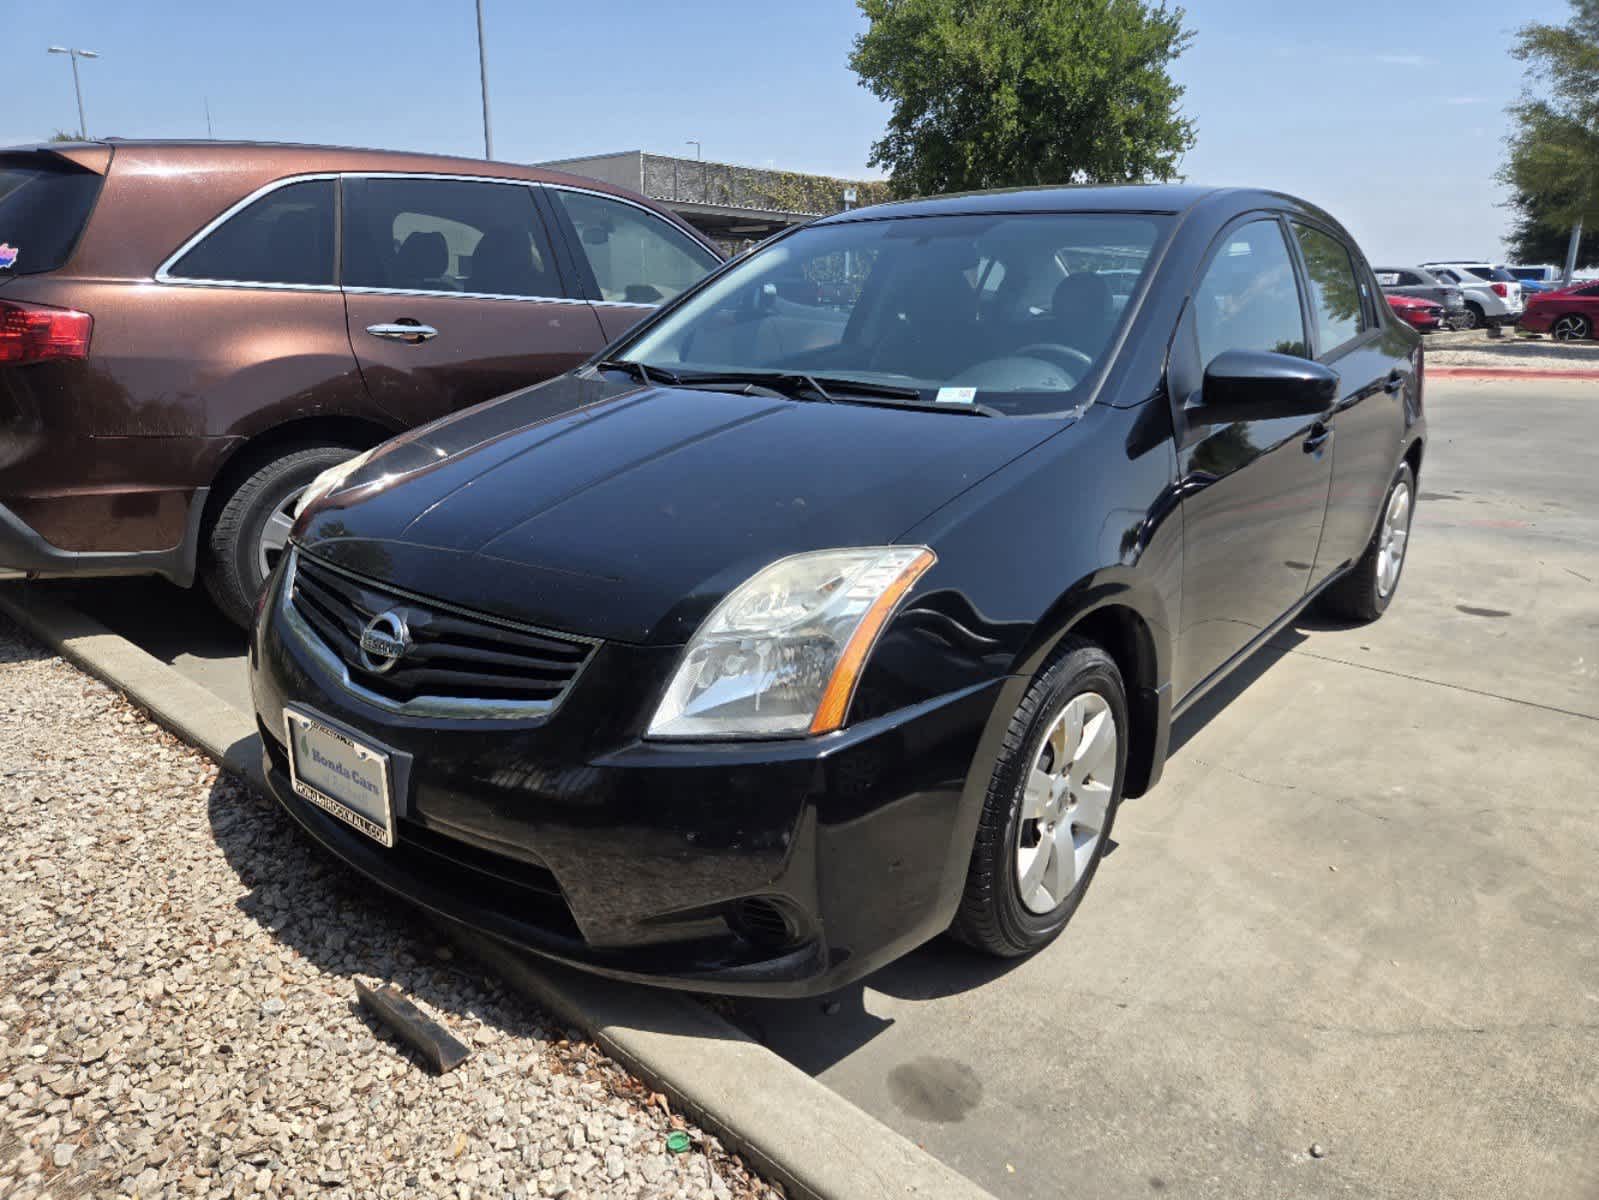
[18,378,1599,1199]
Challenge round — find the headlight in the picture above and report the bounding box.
[293,447,378,518]
[647,546,936,740]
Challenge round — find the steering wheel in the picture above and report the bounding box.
[1011,343,1095,375]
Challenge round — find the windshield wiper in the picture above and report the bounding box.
[673,370,839,403]
[594,358,680,386]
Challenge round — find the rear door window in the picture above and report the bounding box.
[167,178,335,286]
[550,190,718,305]
[1291,223,1365,354]
[0,157,105,276]
[342,177,563,298]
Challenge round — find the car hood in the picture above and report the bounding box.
[296,371,1063,645]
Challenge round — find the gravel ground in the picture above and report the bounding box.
[0,616,779,1200]
[1422,327,1599,371]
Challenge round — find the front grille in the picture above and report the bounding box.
[287,549,597,717]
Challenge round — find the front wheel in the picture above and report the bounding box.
[1551,314,1593,343]
[201,445,362,629]
[951,637,1127,958]
[1319,463,1415,623]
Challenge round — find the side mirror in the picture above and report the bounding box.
[1189,349,1338,425]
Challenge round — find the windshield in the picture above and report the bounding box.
[617,212,1170,417]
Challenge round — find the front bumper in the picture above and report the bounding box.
[250,552,1007,996]
[1517,310,1555,333]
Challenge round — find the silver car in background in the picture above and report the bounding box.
[1421,261,1525,330]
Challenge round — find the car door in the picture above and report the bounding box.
[340,175,607,428]
[1168,215,1334,696]
[1291,222,1408,584]
[543,186,721,343]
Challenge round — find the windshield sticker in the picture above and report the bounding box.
[0,244,18,270]
[935,387,977,405]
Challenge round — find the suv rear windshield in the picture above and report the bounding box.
[0,156,105,276]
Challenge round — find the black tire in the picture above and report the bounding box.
[1319,462,1416,623]
[201,445,360,629]
[951,636,1128,957]
[1460,303,1483,331]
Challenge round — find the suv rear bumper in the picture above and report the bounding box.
[0,490,207,586]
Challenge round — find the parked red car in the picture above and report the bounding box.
[1385,293,1443,332]
[1517,281,1599,342]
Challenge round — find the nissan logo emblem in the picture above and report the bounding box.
[357,610,411,674]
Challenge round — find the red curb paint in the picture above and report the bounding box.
[1428,367,1599,381]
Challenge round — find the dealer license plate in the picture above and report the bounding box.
[284,708,395,847]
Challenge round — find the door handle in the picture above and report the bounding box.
[366,322,438,343]
[1303,421,1332,454]
[1384,370,1404,395]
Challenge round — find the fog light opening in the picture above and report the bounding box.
[730,897,801,950]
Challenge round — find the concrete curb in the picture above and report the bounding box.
[0,584,994,1200]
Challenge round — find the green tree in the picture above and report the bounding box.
[1500,0,1599,270]
[849,0,1196,198]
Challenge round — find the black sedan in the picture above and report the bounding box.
[251,185,1425,996]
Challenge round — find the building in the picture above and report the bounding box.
[537,150,887,248]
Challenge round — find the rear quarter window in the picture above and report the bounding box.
[0,158,105,276]
[165,178,335,286]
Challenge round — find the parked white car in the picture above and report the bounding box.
[1420,262,1525,330]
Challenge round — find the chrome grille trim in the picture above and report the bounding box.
[278,548,598,721]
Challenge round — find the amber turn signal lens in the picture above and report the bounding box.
[809,548,936,735]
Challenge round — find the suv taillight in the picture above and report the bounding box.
[0,299,93,365]
[1490,282,1509,298]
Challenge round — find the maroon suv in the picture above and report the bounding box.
[0,140,721,624]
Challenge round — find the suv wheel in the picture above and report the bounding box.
[951,637,1127,958]
[1551,314,1593,343]
[202,445,360,629]
[1320,463,1416,623]
[1459,303,1483,330]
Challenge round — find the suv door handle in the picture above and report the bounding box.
[366,322,438,342]
[1303,421,1332,454]
[1384,370,1404,395]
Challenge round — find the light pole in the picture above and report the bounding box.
[47,46,99,140]
[685,140,703,202]
[475,0,493,159]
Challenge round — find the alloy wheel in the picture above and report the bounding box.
[256,486,306,581]
[1551,315,1591,343]
[1015,692,1117,914]
[1376,480,1412,599]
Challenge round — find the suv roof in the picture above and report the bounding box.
[8,139,715,281]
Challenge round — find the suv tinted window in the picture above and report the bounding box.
[168,179,334,286]
[1292,224,1364,353]
[0,158,104,276]
[342,177,561,297]
[1194,219,1308,365]
[552,190,717,305]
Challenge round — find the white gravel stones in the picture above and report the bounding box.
[0,617,780,1200]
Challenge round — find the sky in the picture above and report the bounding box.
[3,0,1540,264]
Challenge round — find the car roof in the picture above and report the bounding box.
[9,137,644,194]
[811,183,1338,224]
